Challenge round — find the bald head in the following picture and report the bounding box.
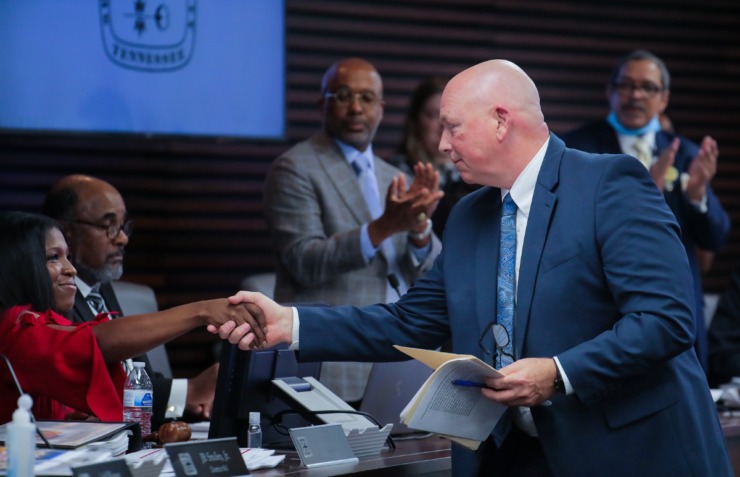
[319,58,385,152]
[439,59,549,188]
[44,175,129,285]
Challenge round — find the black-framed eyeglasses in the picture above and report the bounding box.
[612,80,665,98]
[325,87,382,108]
[478,321,514,363]
[74,219,133,240]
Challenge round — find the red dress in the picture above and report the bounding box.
[0,305,126,424]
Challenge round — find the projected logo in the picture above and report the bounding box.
[99,0,196,72]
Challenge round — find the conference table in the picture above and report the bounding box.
[251,436,451,477]
[248,413,740,476]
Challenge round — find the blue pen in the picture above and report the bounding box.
[451,379,552,406]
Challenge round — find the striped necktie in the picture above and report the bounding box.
[633,137,653,170]
[87,286,109,315]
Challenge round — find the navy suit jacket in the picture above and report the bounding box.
[562,119,731,371]
[71,283,171,428]
[297,135,731,477]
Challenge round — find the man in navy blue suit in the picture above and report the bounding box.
[562,50,730,373]
[223,60,731,476]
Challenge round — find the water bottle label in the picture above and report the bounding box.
[123,390,153,407]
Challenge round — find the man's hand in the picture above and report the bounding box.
[651,138,679,191]
[206,291,294,351]
[185,363,219,419]
[368,163,444,247]
[481,358,557,407]
[687,135,719,202]
[201,299,267,348]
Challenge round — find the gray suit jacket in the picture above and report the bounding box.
[264,131,441,400]
[265,131,441,305]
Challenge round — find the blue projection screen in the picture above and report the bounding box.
[0,1,285,139]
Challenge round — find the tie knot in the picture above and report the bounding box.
[632,138,653,169]
[351,153,372,177]
[502,194,517,217]
[87,287,107,314]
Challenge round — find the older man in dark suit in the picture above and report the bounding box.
[562,50,730,372]
[43,175,219,428]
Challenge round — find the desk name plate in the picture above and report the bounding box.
[71,457,131,477]
[289,423,359,469]
[165,437,248,477]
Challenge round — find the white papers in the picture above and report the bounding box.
[395,346,507,449]
[188,421,210,440]
[125,446,285,475]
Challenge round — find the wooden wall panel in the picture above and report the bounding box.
[1,0,739,376]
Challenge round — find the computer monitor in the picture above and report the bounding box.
[208,343,321,448]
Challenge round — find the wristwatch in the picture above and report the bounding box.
[409,219,433,241]
[553,358,566,394]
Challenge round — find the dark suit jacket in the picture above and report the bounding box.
[71,283,171,428]
[562,119,731,370]
[297,135,731,477]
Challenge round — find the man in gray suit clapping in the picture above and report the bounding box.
[264,58,443,404]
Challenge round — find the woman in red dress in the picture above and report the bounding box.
[0,211,264,424]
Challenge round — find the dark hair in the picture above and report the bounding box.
[610,49,671,90]
[0,211,59,313]
[398,77,447,164]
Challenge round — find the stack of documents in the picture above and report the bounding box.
[395,345,507,450]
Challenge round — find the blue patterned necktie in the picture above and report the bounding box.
[496,194,517,369]
[351,155,408,301]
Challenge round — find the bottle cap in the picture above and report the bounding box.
[133,362,146,368]
[13,394,33,423]
[249,411,260,425]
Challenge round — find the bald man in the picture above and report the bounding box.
[263,58,442,403]
[43,175,219,429]
[225,59,731,476]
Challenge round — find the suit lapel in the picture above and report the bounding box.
[515,134,562,357]
[72,290,96,323]
[475,189,501,356]
[100,282,123,317]
[313,133,372,225]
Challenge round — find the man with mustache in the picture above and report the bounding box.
[263,58,442,404]
[562,50,730,373]
[43,174,219,428]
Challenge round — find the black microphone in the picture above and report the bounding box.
[1,353,54,448]
[387,274,402,300]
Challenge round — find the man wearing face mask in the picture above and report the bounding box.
[562,50,730,373]
[263,58,443,404]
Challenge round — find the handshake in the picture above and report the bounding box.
[207,291,294,351]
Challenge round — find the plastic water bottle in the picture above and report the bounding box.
[7,394,35,477]
[123,362,153,439]
[247,411,262,448]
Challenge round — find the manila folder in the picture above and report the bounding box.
[394,345,507,448]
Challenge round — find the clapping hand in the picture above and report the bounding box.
[687,136,719,201]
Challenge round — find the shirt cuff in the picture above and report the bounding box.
[164,378,188,418]
[409,240,432,266]
[690,192,709,213]
[553,356,574,395]
[289,307,300,350]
